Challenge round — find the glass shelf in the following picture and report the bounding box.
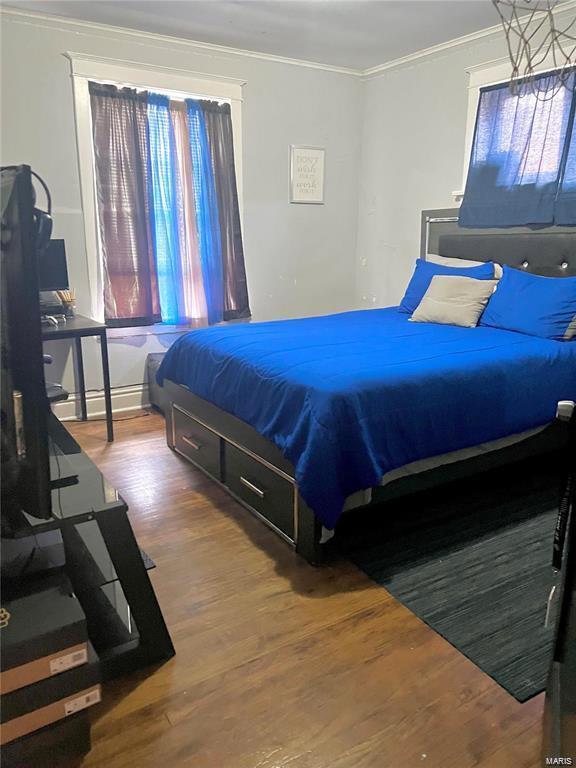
[63,520,154,594]
[76,581,139,657]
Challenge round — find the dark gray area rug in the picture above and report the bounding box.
[339,457,561,702]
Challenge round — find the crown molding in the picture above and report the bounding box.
[362,25,505,79]
[362,0,576,79]
[3,1,576,81]
[64,51,248,88]
[1,7,359,77]
[465,55,510,75]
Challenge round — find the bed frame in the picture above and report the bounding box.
[164,209,576,564]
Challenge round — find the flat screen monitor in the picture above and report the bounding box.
[1,165,52,524]
[38,238,68,291]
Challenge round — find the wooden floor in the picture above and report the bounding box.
[68,412,545,768]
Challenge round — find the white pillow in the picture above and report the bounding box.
[410,275,498,328]
[427,254,503,279]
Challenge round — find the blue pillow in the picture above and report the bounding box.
[399,258,496,314]
[480,266,576,341]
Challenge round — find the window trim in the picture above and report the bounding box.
[65,52,246,322]
[454,54,565,202]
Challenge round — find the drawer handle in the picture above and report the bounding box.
[239,476,265,499]
[182,435,201,451]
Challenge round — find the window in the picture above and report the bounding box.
[459,66,576,227]
[89,82,250,326]
[67,53,248,326]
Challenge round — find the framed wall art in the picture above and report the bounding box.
[289,145,325,204]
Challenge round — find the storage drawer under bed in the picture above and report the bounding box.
[225,443,295,541]
[172,405,223,481]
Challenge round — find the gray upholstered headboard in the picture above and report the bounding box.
[421,208,576,278]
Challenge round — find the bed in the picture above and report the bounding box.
[159,210,576,563]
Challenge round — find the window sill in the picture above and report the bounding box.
[107,323,203,339]
[106,317,251,340]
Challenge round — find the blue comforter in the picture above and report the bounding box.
[157,308,576,528]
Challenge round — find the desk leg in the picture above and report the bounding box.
[100,331,114,442]
[74,337,87,421]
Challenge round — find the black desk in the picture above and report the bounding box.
[42,315,113,442]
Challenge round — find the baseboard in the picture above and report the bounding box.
[52,384,150,421]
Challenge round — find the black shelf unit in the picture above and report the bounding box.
[18,414,174,681]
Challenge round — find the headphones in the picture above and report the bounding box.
[0,166,53,254]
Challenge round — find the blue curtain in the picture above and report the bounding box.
[186,99,224,324]
[147,93,186,323]
[459,70,576,227]
[556,105,576,225]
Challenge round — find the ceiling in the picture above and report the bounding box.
[4,1,512,71]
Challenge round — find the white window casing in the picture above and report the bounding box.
[65,52,246,321]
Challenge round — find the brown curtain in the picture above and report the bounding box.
[89,82,160,326]
[201,101,251,320]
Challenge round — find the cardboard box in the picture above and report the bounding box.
[2,644,99,724]
[1,684,101,745]
[1,579,87,694]
[2,712,91,768]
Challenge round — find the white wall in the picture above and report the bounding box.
[0,10,361,401]
[354,0,576,309]
[354,36,512,310]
